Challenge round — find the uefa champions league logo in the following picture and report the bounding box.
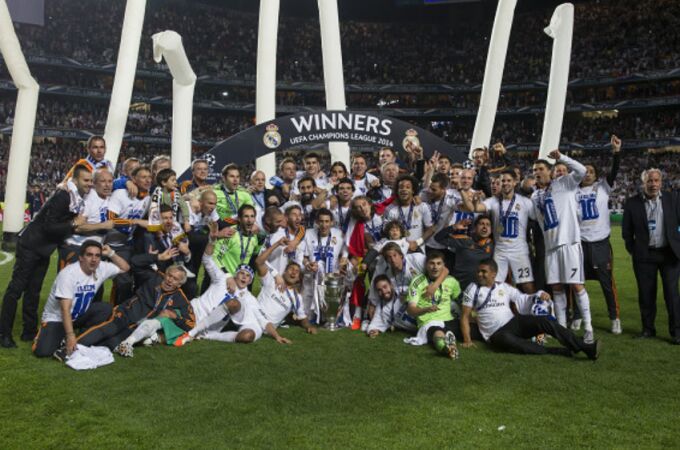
[202,153,216,167]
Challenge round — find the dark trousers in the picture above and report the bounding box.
[582,238,620,320]
[0,244,51,338]
[633,247,680,337]
[111,246,133,306]
[184,232,209,299]
[32,302,112,357]
[426,318,484,344]
[77,314,133,350]
[489,315,588,355]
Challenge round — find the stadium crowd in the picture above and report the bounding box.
[1,132,679,368]
[10,0,680,84]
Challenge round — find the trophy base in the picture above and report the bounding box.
[324,322,339,332]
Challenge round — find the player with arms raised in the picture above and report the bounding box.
[532,150,594,343]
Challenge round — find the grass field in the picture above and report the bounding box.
[0,230,679,449]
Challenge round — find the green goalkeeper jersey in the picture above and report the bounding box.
[213,230,263,276]
[407,274,461,327]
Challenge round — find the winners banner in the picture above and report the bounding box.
[178,110,466,181]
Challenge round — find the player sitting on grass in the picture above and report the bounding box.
[460,259,601,360]
[76,263,194,357]
[33,241,129,358]
[366,274,417,338]
[174,231,291,346]
[253,236,318,334]
[405,251,462,359]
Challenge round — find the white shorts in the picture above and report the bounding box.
[238,322,264,341]
[494,251,534,284]
[545,243,584,285]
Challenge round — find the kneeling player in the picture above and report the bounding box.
[460,259,600,360]
[405,251,462,359]
[366,275,417,337]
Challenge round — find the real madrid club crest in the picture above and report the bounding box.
[402,129,421,151]
[263,123,282,149]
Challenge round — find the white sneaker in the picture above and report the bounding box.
[114,341,134,357]
[444,331,459,360]
[143,332,160,346]
[583,329,595,344]
[570,319,582,331]
[611,319,622,335]
[360,320,370,332]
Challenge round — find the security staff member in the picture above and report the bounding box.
[0,165,91,348]
[622,168,680,344]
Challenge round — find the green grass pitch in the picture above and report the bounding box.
[0,230,679,449]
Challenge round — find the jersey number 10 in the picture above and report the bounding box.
[72,291,95,320]
[579,197,599,221]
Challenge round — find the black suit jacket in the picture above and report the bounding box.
[18,190,77,257]
[622,190,680,260]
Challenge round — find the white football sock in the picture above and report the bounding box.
[124,319,162,346]
[576,289,593,331]
[202,331,238,343]
[189,304,230,338]
[553,290,567,327]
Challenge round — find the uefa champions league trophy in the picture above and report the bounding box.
[322,273,343,331]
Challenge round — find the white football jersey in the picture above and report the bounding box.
[352,173,379,197]
[531,155,585,251]
[261,227,305,274]
[41,262,122,323]
[291,173,329,195]
[188,203,219,231]
[106,189,151,247]
[331,204,352,234]
[367,295,418,333]
[576,180,612,242]
[190,254,232,321]
[483,194,535,254]
[369,253,425,305]
[420,191,458,249]
[449,188,479,225]
[364,215,385,243]
[302,228,347,274]
[384,202,433,243]
[257,271,307,326]
[461,282,537,341]
[65,190,110,246]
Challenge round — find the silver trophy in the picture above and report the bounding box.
[321,273,343,331]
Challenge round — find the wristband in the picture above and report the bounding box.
[415,238,424,247]
[106,249,116,258]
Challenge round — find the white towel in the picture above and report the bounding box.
[403,321,445,346]
[65,345,115,371]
